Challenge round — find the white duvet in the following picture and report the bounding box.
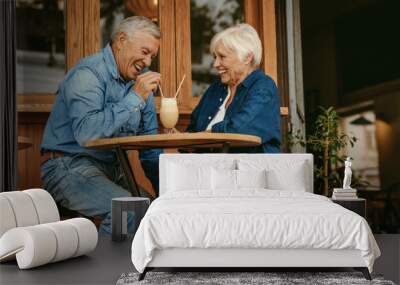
[131,190,380,273]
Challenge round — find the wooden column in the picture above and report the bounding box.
[66,0,84,70]
[83,0,100,56]
[66,0,100,70]
[244,0,261,34]
[245,0,279,85]
[245,0,289,150]
[175,0,193,112]
[158,0,176,97]
[276,0,289,151]
[260,0,278,85]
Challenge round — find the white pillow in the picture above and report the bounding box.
[167,163,212,191]
[236,169,267,189]
[266,165,307,191]
[211,169,268,190]
[238,159,308,191]
[212,168,237,190]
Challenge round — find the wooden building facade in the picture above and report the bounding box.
[17,0,298,194]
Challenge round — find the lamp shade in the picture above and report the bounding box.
[350,115,373,125]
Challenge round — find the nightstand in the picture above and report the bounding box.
[331,198,366,218]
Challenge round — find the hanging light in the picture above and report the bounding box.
[350,115,373,125]
[124,0,158,21]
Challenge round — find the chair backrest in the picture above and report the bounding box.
[159,153,314,196]
[0,189,60,238]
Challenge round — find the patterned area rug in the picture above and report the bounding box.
[116,271,396,285]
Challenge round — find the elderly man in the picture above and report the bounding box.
[40,16,162,234]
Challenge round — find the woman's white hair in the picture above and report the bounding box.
[210,23,262,66]
[111,16,161,41]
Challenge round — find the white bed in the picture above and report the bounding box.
[131,154,380,280]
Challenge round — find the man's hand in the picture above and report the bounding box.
[132,71,161,101]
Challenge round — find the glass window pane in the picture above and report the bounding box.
[190,0,244,97]
[100,0,159,82]
[16,0,66,94]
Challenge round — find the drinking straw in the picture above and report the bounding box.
[157,83,165,98]
[174,74,186,98]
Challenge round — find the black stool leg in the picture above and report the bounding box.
[354,267,371,280]
[116,147,140,197]
[222,142,230,153]
[138,268,148,281]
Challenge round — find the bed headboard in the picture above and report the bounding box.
[159,153,314,196]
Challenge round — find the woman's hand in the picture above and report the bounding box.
[163,127,180,134]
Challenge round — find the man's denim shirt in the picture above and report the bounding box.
[187,69,281,153]
[41,44,162,162]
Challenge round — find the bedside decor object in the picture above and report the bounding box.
[112,197,150,242]
[332,157,358,200]
[0,189,98,269]
[332,188,358,200]
[343,157,353,189]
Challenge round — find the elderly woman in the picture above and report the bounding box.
[187,23,281,153]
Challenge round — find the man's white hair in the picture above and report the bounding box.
[210,23,262,66]
[111,16,161,41]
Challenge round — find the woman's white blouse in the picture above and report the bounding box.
[206,88,231,131]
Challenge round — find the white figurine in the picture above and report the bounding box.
[343,157,353,189]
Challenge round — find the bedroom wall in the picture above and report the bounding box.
[300,0,400,233]
[301,23,338,110]
[375,92,400,189]
[301,1,400,188]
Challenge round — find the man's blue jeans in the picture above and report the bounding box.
[41,153,134,234]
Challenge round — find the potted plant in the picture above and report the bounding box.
[289,106,357,196]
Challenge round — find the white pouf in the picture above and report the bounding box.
[0,189,98,269]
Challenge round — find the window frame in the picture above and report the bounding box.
[17,0,286,116]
